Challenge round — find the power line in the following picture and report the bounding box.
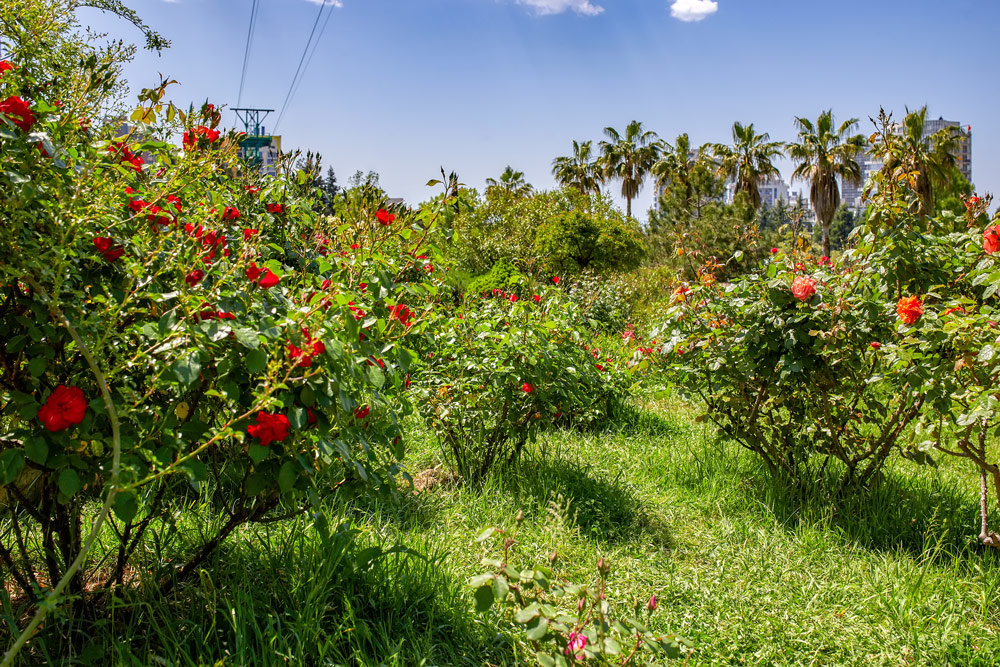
[273,0,331,133]
[237,0,261,108]
[285,3,335,120]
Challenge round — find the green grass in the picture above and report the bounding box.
[18,394,1000,665]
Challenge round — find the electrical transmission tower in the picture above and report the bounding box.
[232,108,274,168]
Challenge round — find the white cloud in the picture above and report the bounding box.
[304,0,343,6]
[669,0,717,22]
[516,0,604,16]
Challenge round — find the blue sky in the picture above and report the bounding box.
[81,0,1000,216]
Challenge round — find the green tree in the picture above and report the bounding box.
[805,203,855,251]
[486,165,533,198]
[551,140,602,195]
[710,122,784,210]
[651,134,723,219]
[599,120,662,219]
[787,110,866,257]
[881,106,966,219]
[534,208,645,276]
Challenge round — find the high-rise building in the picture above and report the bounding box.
[922,117,972,182]
[724,175,790,208]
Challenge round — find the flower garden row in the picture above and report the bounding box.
[4,19,1000,661]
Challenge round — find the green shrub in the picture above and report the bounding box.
[0,5,450,648]
[534,209,645,276]
[412,290,631,482]
[467,258,528,298]
[654,243,921,491]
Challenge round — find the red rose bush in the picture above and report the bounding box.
[0,21,448,622]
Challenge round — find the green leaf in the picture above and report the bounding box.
[24,437,48,465]
[514,603,540,624]
[979,344,995,363]
[475,527,496,543]
[233,327,260,349]
[28,356,47,378]
[113,490,139,523]
[0,449,25,485]
[300,386,316,407]
[249,444,269,464]
[171,354,201,387]
[246,349,267,374]
[278,461,297,493]
[474,584,494,612]
[525,617,549,641]
[469,574,493,588]
[367,364,385,389]
[58,468,81,498]
[179,458,207,482]
[288,406,307,429]
[492,575,509,602]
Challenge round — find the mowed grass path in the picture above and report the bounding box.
[61,396,1000,665]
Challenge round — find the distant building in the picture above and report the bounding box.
[725,175,790,208]
[238,134,281,177]
[921,117,972,182]
[840,155,882,212]
[259,135,281,177]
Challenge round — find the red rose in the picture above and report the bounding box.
[258,269,280,289]
[551,276,560,284]
[246,262,279,288]
[37,385,87,432]
[185,269,205,287]
[353,405,370,420]
[243,228,258,241]
[376,209,394,225]
[245,185,259,194]
[93,237,124,263]
[532,295,541,303]
[869,341,881,350]
[0,96,36,132]
[287,343,311,367]
[818,256,831,266]
[790,275,817,302]
[0,61,13,76]
[307,408,318,426]
[942,306,965,317]
[247,411,290,446]
[770,247,778,254]
[389,304,412,327]
[223,206,241,221]
[896,296,923,325]
[522,382,533,394]
[166,194,183,212]
[984,225,1000,255]
[146,205,174,228]
[183,125,221,149]
[267,203,284,214]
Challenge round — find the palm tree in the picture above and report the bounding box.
[651,133,698,204]
[787,110,866,257]
[598,120,662,218]
[552,140,602,195]
[710,122,784,210]
[485,166,533,198]
[883,106,964,218]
